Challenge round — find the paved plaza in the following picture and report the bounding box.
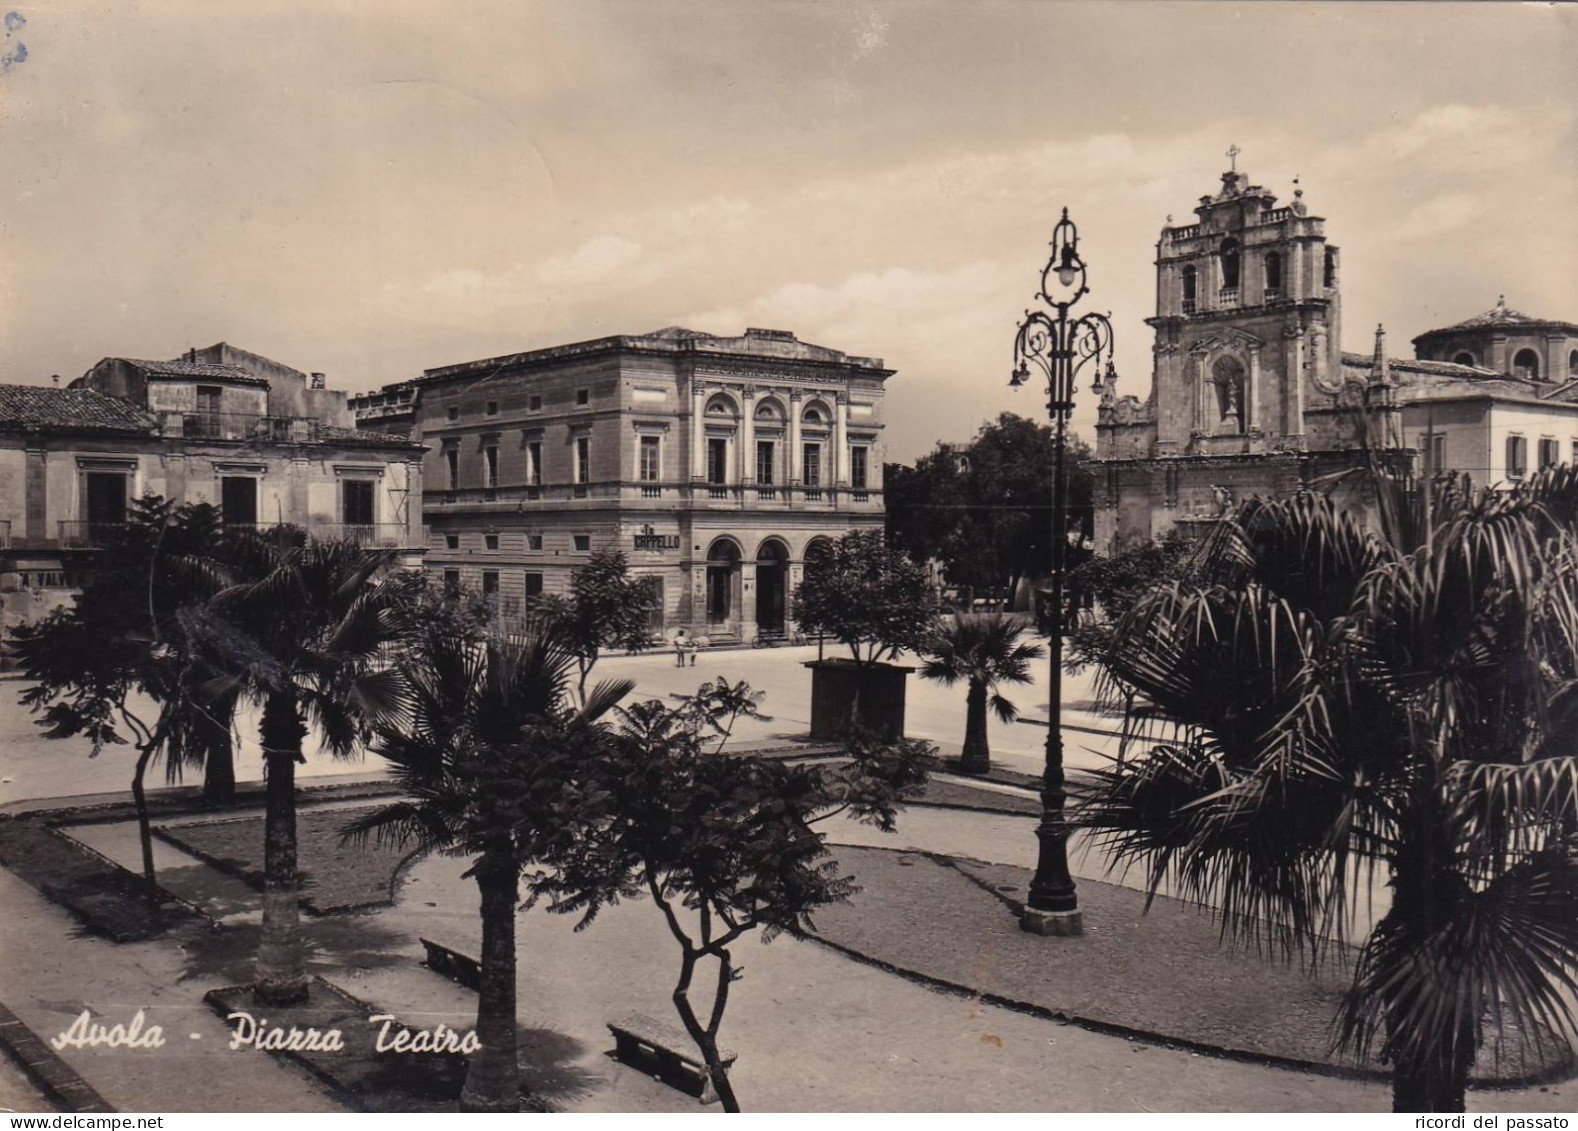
[0,642,1572,1113]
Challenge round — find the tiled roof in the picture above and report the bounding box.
[118,358,271,387]
[0,384,156,433]
[640,326,716,341]
[316,423,424,449]
[1415,298,1578,338]
[1340,352,1497,378]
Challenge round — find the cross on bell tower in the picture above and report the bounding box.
[1226,143,1241,172]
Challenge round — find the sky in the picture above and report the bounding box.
[0,0,1574,462]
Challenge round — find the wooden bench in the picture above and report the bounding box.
[419,937,482,992]
[607,1012,737,1105]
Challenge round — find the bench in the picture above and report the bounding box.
[607,1012,737,1105]
[419,937,482,992]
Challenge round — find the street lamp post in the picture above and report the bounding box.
[1011,207,1113,937]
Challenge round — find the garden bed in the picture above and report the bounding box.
[156,806,417,914]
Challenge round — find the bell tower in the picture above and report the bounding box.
[1146,155,1341,455]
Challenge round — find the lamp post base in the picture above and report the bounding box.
[1020,907,1083,937]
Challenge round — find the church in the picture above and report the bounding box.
[1090,159,1578,550]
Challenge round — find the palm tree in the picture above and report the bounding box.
[342,608,632,1112]
[1083,471,1578,1112]
[919,613,1044,774]
[200,533,412,1006]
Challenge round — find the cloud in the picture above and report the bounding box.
[1391,192,1482,242]
[535,234,646,285]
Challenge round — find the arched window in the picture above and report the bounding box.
[1219,238,1241,292]
[1263,252,1282,298]
[1323,248,1337,290]
[1569,349,1578,380]
[1181,266,1197,314]
[1514,348,1540,381]
[1211,356,1247,434]
[1452,351,1476,368]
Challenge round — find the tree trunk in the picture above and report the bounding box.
[202,742,235,806]
[959,679,991,774]
[671,947,741,1112]
[1391,1054,1470,1114]
[202,689,238,806]
[1385,822,1476,1113]
[461,849,523,1113]
[255,690,308,1006]
[130,740,160,911]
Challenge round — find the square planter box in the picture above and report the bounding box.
[804,659,914,742]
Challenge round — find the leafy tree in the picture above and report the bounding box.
[885,413,1094,602]
[547,687,936,1112]
[1065,530,1200,671]
[919,614,1045,774]
[535,549,659,702]
[342,605,632,1112]
[1084,473,1578,1112]
[12,496,238,902]
[192,535,413,1005]
[792,530,938,665]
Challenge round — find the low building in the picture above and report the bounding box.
[348,380,419,439]
[0,344,426,621]
[416,326,892,641]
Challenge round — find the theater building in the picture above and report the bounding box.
[415,326,891,642]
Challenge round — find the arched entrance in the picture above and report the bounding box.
[705,539,741,630]
[755,539,790,636]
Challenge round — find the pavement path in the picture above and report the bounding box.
[2,646,1573,1112]
[0,638,1120,809]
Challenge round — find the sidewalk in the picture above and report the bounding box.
[1,647,1573,1112]
[1,775,1572,1113]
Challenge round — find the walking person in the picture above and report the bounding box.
[673,628,692,668]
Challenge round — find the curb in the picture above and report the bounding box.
[810,842,1578,1092]
[0,1001,116,1113]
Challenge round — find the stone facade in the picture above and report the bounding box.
[1092,165,1395,548]
[0,346,425,617]
[416,326,890,641]
[1412,298,1578,384]
[1093,166,1578,550]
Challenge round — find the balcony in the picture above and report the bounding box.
[55,519,418,551]
[640,485,662,498]
[1218,287,1240,307]
[756,487,778,501]
[159,411,320,443]
[309,523,413,548]
[58,520,125,549]
[1181,298,1197,315]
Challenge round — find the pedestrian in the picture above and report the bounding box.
[673,628,691,668]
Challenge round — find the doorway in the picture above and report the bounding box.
[705,539,740,628]
[221,476,258,528]
[84,471,128,537]
[755,539,789,636]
